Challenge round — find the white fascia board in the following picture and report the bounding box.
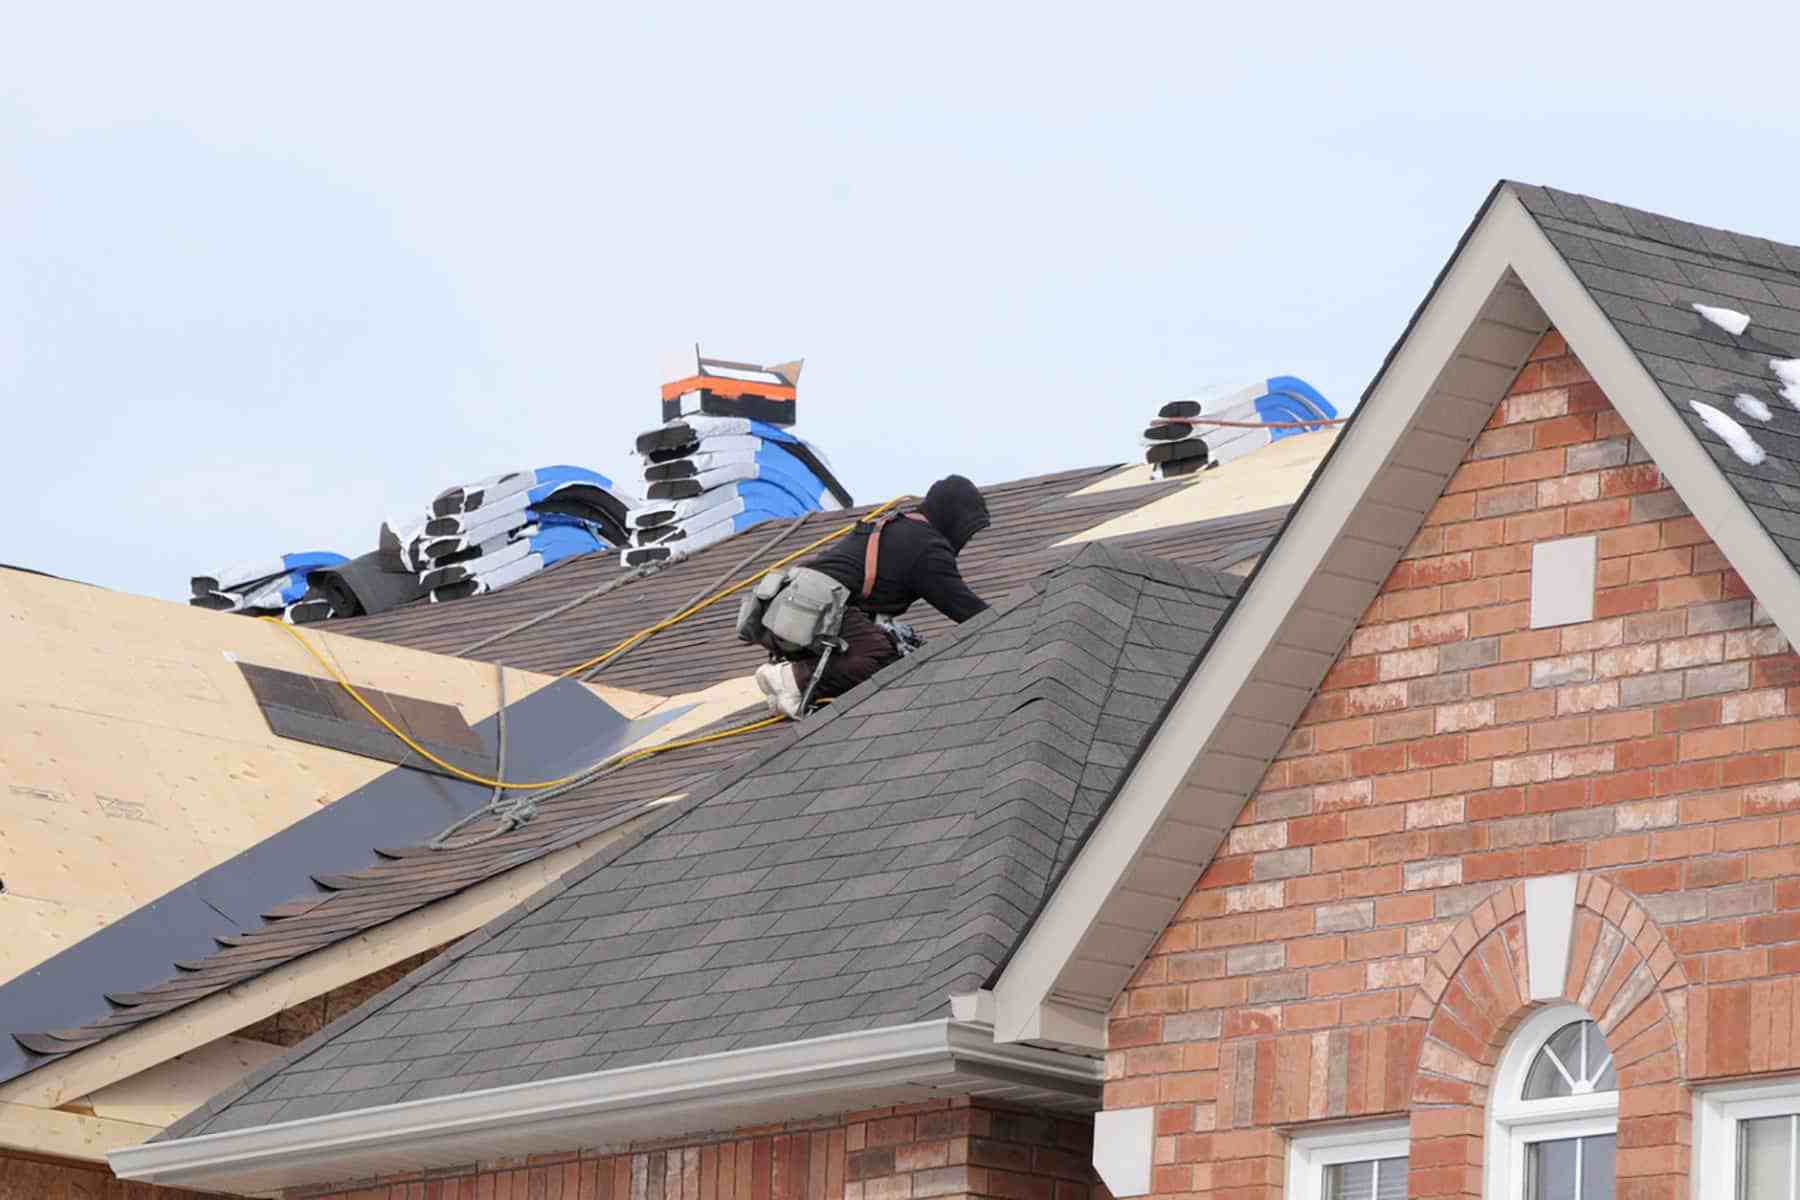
[1499,193,1800,655]
[1010,998,1110,1053]
[109,1020,1099,1194]
[989,190,1531,1046]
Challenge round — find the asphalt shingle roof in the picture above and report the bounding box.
[169,543,1239,1137]
[1511,182,1800,568]
[6,467,1284,1086]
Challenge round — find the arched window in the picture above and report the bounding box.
[1487,1004,1619,1200]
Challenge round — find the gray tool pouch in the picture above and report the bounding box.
[760,567,849,655]
[735,569,788,646]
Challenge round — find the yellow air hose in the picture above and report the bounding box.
[255,495,909,791]
[557,496,907,679]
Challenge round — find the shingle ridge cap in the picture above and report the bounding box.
[1044,541,1242,598]
[1508,179,1800,278]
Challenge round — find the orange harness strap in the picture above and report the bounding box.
[862,513,929,598]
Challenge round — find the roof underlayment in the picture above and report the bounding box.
[0,569,620,991]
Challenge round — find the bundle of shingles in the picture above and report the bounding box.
[621,355,854,566]
[193,467,631,623]
[1140,375,1337,479]
[383,466,630,603]
[189,552,350,623]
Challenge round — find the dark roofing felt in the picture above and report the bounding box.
[5,465,1285,1090]
[168,543,1239,1138]
[1509,183,1800,568]
[0,681,678,1090]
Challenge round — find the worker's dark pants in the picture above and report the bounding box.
[791,608,901,701]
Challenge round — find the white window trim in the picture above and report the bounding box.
[1487,1004,1619,1200]
[1694,1076,1800,1200]
[1286,1120,1409,1200]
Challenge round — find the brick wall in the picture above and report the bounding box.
[1110,330,1800,1198]
[0,1148,238,1199]
[293,1101,1101,1200]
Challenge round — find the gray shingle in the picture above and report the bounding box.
[1513,181,1800,580]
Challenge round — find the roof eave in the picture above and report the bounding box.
[109,1020,1100,1195]
[990,185,1800,1047]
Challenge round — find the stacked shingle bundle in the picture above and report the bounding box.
[189,552,350,622]
[193,467,631,623]
[622,356,854,566]
[382,466,630,603]
[1141,375,1337,479]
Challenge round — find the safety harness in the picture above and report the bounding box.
[735,510,930,712]
[862,512,929,663]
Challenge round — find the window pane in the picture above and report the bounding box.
[1323,1155,1408,1200]
[1523,1021,1617,1099]
[1524,1046,1573,1099]
[1325,1159,1374,1200]
[1580,1134,1615,1200]
[1528,1137,1580,1200]
[1373,1156,1409,1200]
[1740,1115,1792,1200]
[1524,1023,1584,1099]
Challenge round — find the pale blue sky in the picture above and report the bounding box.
[7,5,1799,598]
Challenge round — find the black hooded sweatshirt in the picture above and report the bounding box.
[807,474,990,622]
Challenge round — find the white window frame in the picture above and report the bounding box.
[1286,1120,1409,1200]
[1694,1076,1800,1200]
[1486,1003,1620,1200]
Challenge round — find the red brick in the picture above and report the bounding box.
[1596,583,1659,617]
[1600,464,1662,497]
[1505,449,1566,483]
[1409,735,1467,769]
[1527,780,1591,813]
[1658,698,1721,732]
[1535,414,1596,449]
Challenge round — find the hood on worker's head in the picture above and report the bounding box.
[920,474,989,552]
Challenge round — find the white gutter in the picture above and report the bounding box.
[110,1020,1099,1195]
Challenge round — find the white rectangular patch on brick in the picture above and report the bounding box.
[1530,535,1597,628]
[1093,1107,1155,1196]
[1524,873,1579,1001]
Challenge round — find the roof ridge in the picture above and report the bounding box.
[905,565,1149,1014]
[1507,180,1800,279]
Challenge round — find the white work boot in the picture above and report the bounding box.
[754,662,805,718]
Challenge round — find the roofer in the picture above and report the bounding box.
[738,475,991,718]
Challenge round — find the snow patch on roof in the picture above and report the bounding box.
[1773,359,1800,409]
[1735,394,1773,422]
[1692,401,1767,466]
[1693,303,1751,336]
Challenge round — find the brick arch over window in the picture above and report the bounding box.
[1405,874,1690,1200]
